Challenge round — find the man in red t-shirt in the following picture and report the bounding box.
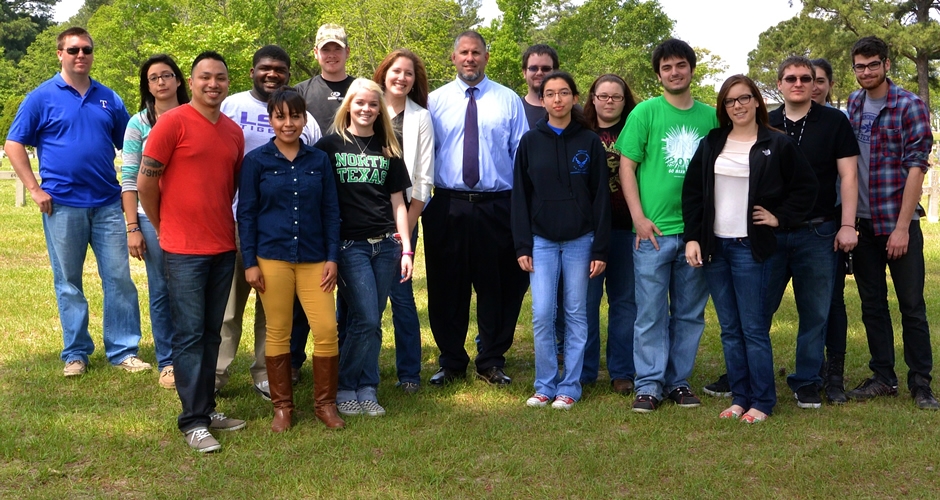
[138,51,246,453]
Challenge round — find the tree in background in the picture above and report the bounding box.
[479,0,539,93]
[803,0,940,109]
[534,0,720,104]
[1,0,734,125]
[1,0,56,62]
[320,0,480,88]
[747,14,856,106]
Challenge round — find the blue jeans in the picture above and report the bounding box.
[531,233,592,400]
[583,229,636,383]
[42,201,142,365]
[632,234,707,400]
[706,238,776,415]
[764,220,837,392]
[139,213,174,369]
[164,251,235,433]
[387,227,422,384]
[336,236,401,404]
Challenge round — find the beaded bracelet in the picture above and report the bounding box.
[127,227,141,234]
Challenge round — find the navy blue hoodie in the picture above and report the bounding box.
[511,118,611,261]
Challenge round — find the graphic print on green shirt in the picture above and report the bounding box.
[615,96,718,236]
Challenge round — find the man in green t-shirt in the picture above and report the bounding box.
[615,38,718,413]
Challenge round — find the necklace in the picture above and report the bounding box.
[353,133,374,157]
[782,106,809,145]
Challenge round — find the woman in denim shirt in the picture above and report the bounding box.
[237,87,343,431]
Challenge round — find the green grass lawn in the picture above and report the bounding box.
[1,179,939,498]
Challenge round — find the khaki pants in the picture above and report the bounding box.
[215,248,267,389]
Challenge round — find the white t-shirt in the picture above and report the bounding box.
[713,138,753,238]
[221,91,321,154]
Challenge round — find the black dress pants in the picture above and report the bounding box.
[422,190,528,372]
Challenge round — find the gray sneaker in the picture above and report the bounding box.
[185,427,221,453]
[209,411,246,431]
[254,380,271,401]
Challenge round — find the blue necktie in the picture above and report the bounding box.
[463,87,479,189]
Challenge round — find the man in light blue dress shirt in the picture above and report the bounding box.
[424,30,529,387]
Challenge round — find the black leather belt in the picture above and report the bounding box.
[435,188,511,202]
[787,215,835,230]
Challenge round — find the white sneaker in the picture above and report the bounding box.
[117,356,152,373]
[526,393,551,407]
[551,395,575,410]
[254,380,271,401]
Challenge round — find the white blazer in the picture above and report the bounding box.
[401,97,434,204]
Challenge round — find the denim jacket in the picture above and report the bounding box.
[237,139,340,268]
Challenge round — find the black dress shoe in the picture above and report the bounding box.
[476,366,511,386]
[429,367,465,386]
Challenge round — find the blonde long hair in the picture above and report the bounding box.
[330,78,402,158]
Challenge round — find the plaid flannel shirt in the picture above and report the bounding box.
[847,79,932,236]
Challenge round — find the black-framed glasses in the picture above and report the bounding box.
[853,60,884,73]
[542,89,572,99]
[594,94,625,102]
[723,94,753,107]
[782,75,813,84]
[148,73,177,83]
[527,65,553,73]
[64,46,93,55]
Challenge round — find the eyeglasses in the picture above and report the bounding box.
[64,46,93,55]
[148,73,177,83]
[782,75,813,84]
[853,60,884,73]
[594,94,625,102]
[723,94,753,107]
[527,65,554,73]
[542,90,572,99]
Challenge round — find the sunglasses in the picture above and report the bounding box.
[782,75,813,84]
[527,65,554,73]
[64,46,94,55]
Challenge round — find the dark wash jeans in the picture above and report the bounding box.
[164,251,236,433]
[764,220,838,392]
[854,218,932,390]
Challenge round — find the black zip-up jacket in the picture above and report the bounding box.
[682,125,818,262]
[512,118,611,261]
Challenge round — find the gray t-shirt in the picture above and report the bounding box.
[854,94,886,219]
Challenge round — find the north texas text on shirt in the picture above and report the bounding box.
[334,152,390,185]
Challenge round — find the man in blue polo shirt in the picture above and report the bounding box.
[4,26,148,378]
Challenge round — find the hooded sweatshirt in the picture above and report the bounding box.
[511,118,611,262]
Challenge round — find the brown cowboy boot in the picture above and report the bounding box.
[313,355,345,429]
[265,353,294,432]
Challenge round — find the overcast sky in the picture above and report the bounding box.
[54,0,801,84]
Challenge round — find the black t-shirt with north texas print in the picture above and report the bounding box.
[315,132,411,240]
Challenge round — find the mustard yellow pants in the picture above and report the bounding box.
[256,258,338,357]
